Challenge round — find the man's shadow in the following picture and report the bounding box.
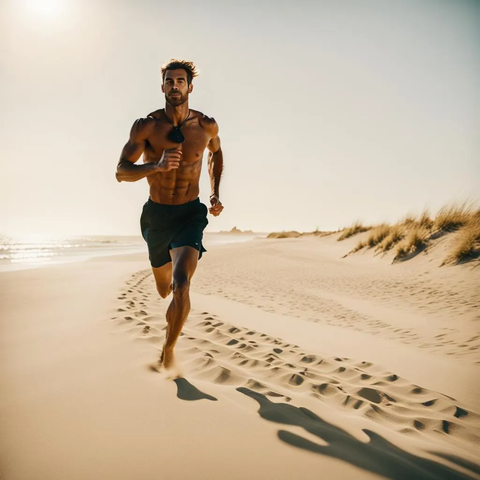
[170,377,478,479]
[173,377,217,401]
[237,387,479,480]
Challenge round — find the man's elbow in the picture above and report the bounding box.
[116,160,127,182]
[115,165,124,183]
[208,147,222,161]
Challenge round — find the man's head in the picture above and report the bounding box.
[161,59,199,107]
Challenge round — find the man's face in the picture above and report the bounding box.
[162,69,193,107]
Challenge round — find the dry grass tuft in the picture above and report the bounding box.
[268,200,480,266]
[417,209,434,230]
[267,231,302,239]
[338,222,371,241]
[401,214,417,227]
[434,201,474,232]
[307,230,337,238]
[366,224,391,248]
[377,224,405,252]
[442,211,480,265]
[395,226,431,258]
[350,240,367,253]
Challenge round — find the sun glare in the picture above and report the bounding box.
[22,0,65,21]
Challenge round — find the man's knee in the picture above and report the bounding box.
[157,287,170,299]
[155,282,171,299]
[172,277,190,296]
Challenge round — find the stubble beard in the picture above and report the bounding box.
[165,92,188,107]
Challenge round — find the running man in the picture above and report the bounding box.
[116,59,224,369]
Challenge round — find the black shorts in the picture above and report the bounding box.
[140,197,209,268]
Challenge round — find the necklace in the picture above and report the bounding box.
[165,109,191,143]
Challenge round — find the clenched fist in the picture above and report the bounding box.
[157,147,182,172]
[209,194,224,216]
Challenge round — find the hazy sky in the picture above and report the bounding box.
[1,0,479,237]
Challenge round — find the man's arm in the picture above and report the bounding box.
[206,120,224,216]
[116,118,159,182]
[116,118,182,182]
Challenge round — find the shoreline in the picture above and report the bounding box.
[0,232,264,273]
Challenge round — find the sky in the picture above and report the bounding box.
[1,0,479,237]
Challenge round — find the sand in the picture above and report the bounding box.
[1,232,479,480]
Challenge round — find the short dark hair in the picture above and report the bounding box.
[161,59,199,85]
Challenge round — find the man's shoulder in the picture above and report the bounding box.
[196,110,219,135]
[130,114,158,139]
[145,108,164,121]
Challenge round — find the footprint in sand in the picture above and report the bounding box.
[110,270,480,459]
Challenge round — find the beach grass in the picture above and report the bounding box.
[337,201,479,264]
[267,230,335,239]
[433,201,476,232]
[267,201,479,265]
[267,231,302,239]
[394,225,431,259]
[337,222,371,241]
[365,223,391,248]
[377,224,406,252]
[442,210,480,265]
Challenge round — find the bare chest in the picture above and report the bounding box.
[144,120,210,164]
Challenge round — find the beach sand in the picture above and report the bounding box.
[1,232,479,480]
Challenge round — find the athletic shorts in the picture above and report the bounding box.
[140,197,209,268]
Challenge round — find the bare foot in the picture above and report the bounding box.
[149,360,164,373]
[160,345,175,369]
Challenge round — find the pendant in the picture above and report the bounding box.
[168,127,185,143]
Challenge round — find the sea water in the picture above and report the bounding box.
[0,233,262,272]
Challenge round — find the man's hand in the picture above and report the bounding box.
[157,147,182,172]
[209,194,224,216]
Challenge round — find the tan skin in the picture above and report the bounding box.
[116,68,224,369]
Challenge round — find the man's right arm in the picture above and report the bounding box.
[116,118,158,183]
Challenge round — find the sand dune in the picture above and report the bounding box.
[194,234,480,366]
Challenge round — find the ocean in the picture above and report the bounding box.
[0,233,262,272]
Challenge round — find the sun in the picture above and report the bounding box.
[22,0,65,21]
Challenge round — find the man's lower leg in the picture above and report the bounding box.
[161,279,191,368]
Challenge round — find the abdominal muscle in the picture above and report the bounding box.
[146,162,202,205]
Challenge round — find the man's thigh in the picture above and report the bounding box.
[170,246,199,282]
[152,262,172,294]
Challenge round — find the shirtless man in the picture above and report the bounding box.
[116,59,224,369]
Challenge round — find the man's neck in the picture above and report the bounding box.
[164,102,190,126]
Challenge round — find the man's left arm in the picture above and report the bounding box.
[206,120,224,217]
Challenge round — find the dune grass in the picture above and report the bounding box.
[267,229,335,239]
[418,210,434,230]
[341,202,479,264]
[394,226,431,259]
[337,222,371,241]
[400,214,417,227]
[434,201,475,232]
[350,240,367,253]
[377,224,406,252]
[267,231,302,239]
[267,201,479,265]
[365,224,391,248]
[442,211,480,265]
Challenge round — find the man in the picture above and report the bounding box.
[116,59,224,370]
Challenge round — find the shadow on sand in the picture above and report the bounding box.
[392,244,428,263]
[237,387,478,480]
[174,377,217,402]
